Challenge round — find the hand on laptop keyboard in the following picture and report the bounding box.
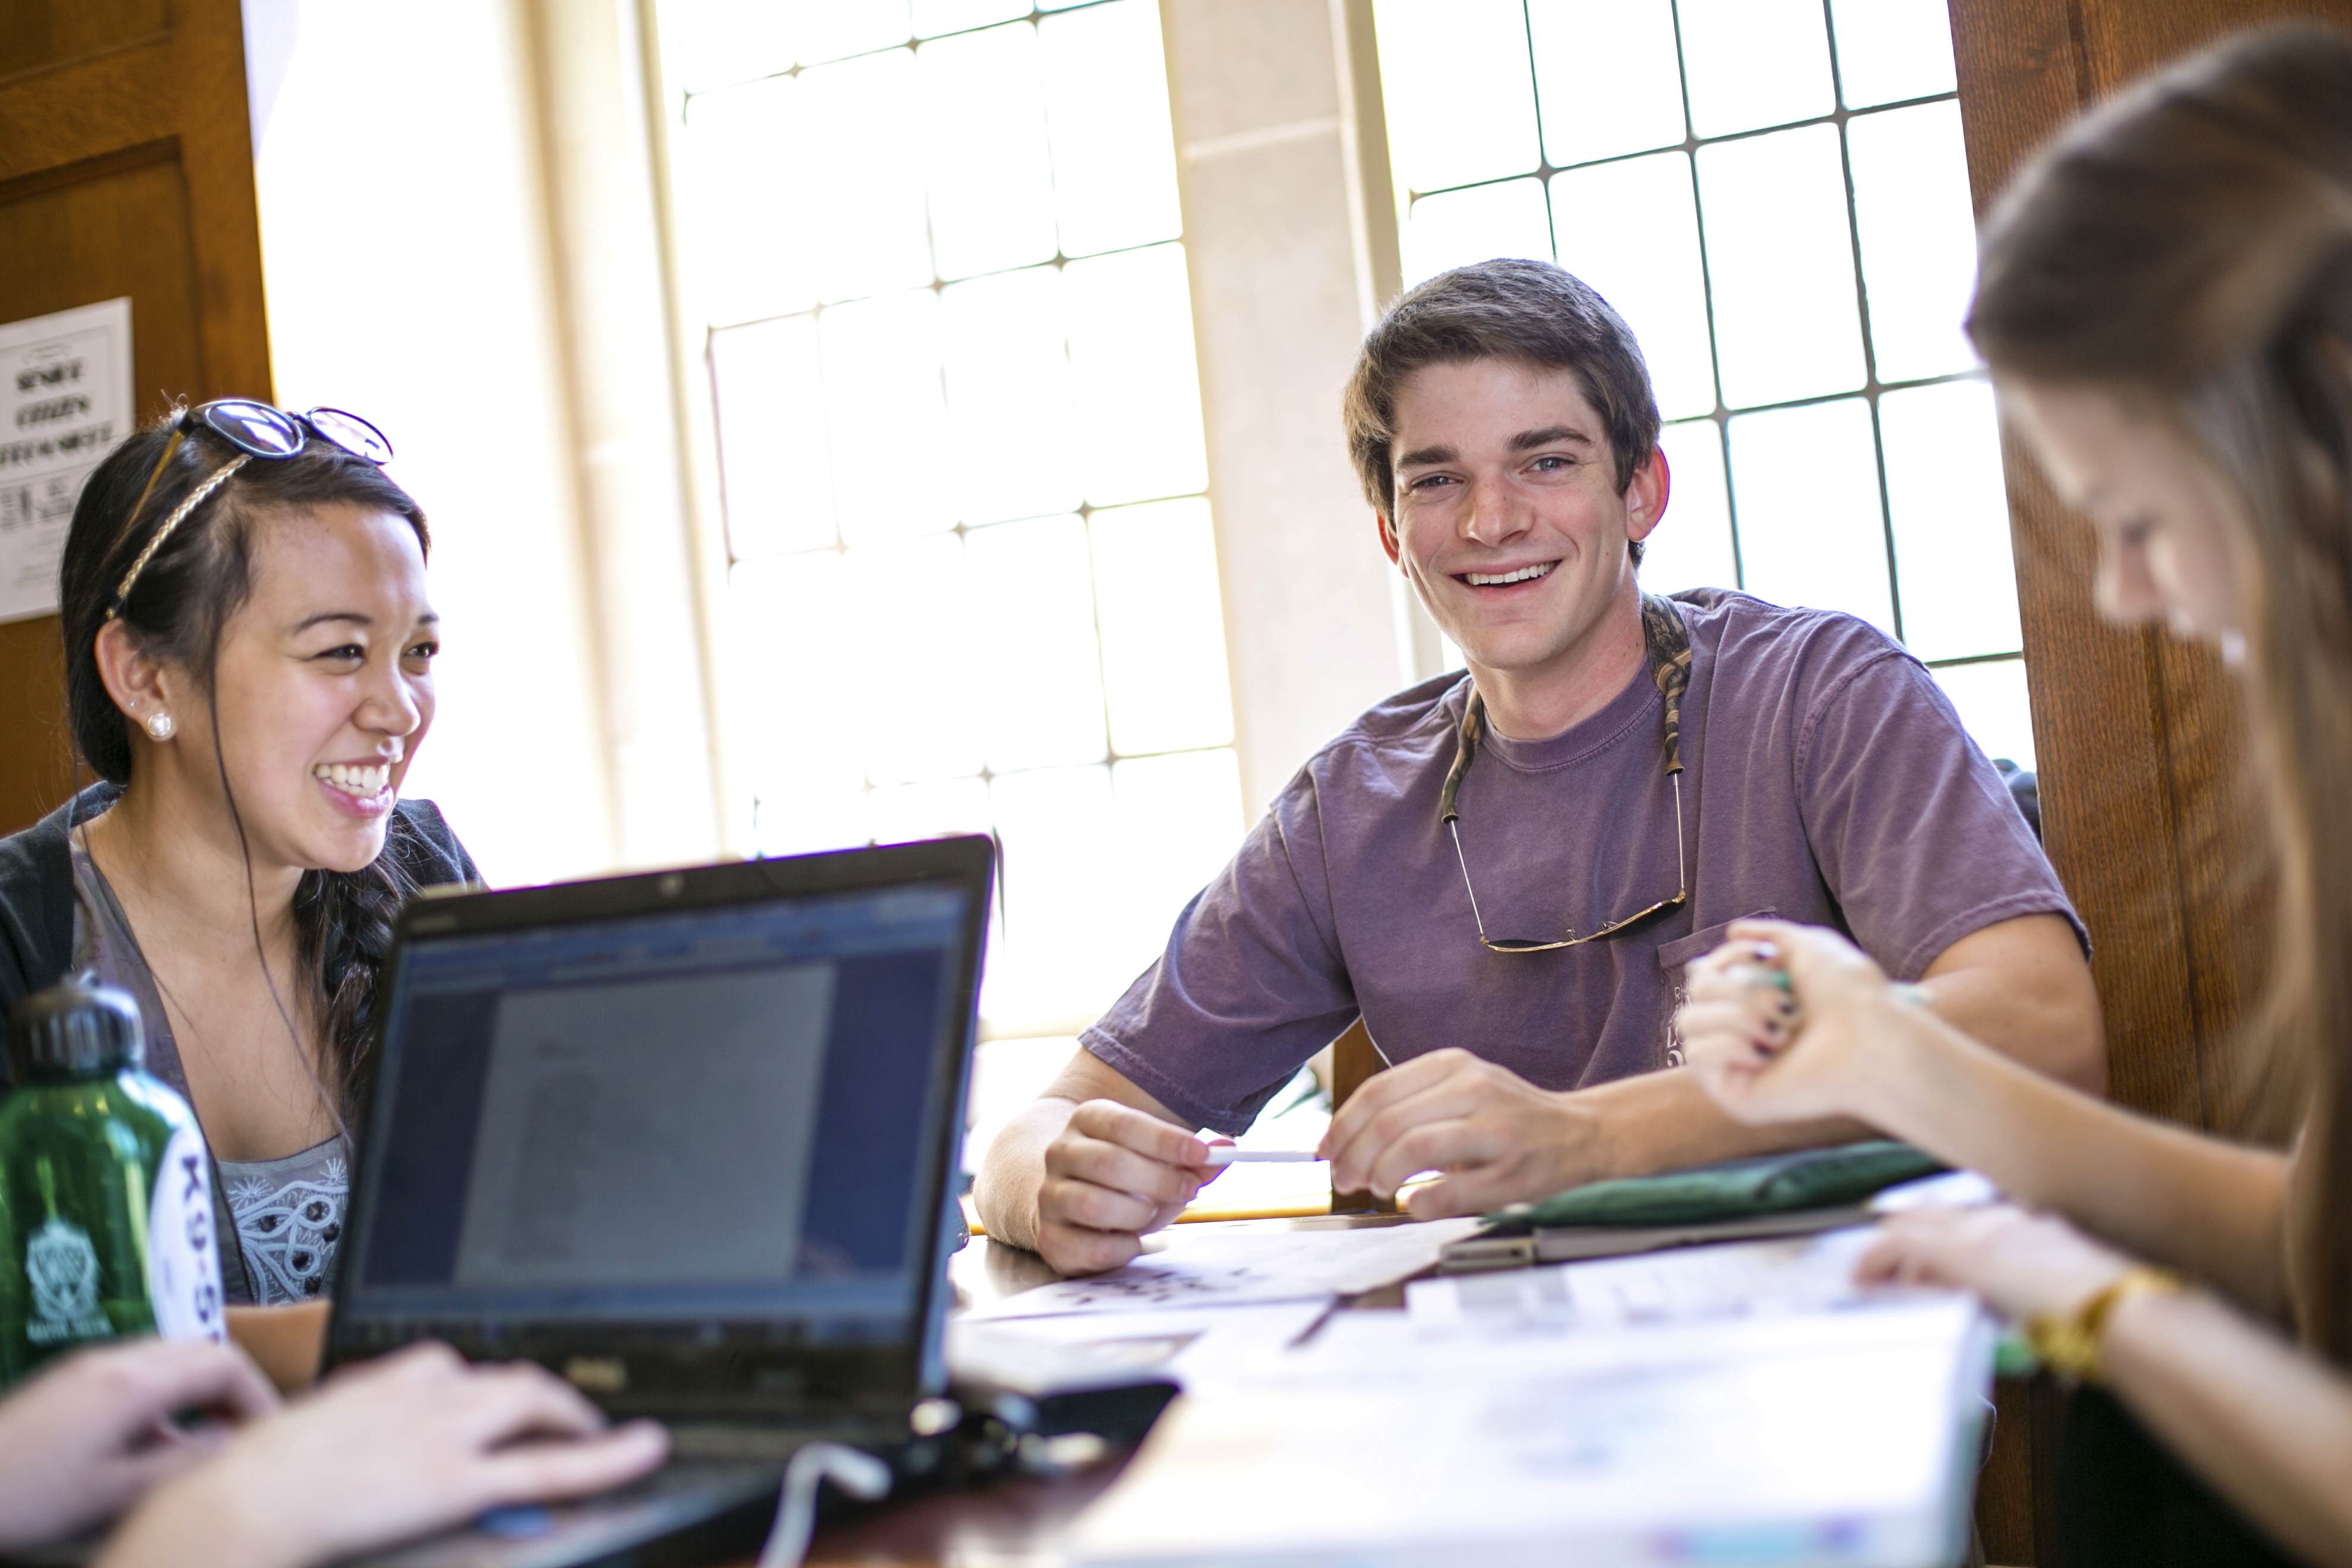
[0,1338,280,1552]
[92,1342,668,1568]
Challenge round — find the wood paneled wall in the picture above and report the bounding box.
[0,0,270,836]
[1952,0,2352,1133]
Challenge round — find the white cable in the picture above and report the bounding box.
[755,1441,893,1568]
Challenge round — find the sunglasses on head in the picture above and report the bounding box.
[106,400,395,621]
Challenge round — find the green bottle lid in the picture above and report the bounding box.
[6,974,144,1082]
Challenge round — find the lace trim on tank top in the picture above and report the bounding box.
[219,1138,350,1304]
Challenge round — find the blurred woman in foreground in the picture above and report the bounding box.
[1677,26,2352,1568]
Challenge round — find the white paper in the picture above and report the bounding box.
[946,1300,1331,1396]
[1073,1297,1996,1567]
[1408,1226,1883,1332]
[964,1216,1485,1320]
[0,299,133,624]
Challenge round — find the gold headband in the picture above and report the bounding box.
[105,454,251,622]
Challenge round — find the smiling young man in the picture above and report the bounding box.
[975,258,2104,1273]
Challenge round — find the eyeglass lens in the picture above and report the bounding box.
[198,400,306,457]
[305,407,394,464]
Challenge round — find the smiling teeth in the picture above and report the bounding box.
[315,763,391,795]
[1465,562,1556,586]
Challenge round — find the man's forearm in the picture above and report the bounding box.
[973,1097,1078,1253]
[1572,1068,1872,1180]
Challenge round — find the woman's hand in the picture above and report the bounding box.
[1860,1203,2136,1324]
[1675,919,1904,1125]
[0,1339,280,1551]
[97,1342,669,1568]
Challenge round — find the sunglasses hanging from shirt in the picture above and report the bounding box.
[106,400,394,622]
[1440,593,1693,953]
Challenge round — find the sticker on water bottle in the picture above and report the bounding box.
[26,1217,110,1345]
[145,1126,225,1343]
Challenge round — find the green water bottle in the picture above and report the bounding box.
[0,975,225,1382]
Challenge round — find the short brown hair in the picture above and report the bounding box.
[1341,258,1663,532]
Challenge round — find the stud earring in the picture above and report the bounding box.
[144,712,175,741]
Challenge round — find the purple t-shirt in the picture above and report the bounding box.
[1083,589,2084,1135]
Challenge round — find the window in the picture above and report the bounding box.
[1373,0,2035,770]
[656,0,1246,1035]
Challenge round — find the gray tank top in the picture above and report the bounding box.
[68,831,349,1305]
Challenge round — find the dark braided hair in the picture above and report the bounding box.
[58,406,432,1127]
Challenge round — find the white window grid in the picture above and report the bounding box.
[659,0,1247,1034]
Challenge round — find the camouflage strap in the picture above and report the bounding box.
[1439,593,1692,825]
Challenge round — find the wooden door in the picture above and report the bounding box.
[0,0,270,834]
[1951,3,2352,1560]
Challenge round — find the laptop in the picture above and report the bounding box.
[324,836,994,1568]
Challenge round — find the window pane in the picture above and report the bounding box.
[728,554,868,854]
[1402,178,1551,290]
[988,764,1117,1026]
[679,78,815,325]
[918,23,1058,281]
[795,50,934,301]
[1932,659,2035,773]
[659,0,796,93]
[1882,380,2018,662]
[1040,0,1183,257]
[1830,0,1957,109]
[1642,419,1737,595]
[913,0,1027,39]
[867,775,992,842]
[1065,244,1209,506]
[792,0,912,68]
[1090,498,1234,755]
[1109,748,1246,981]
[940,265,1081,526]
[1727,398,1892,633]
[1527,0,1685,168]
[1374,0,1540,194]
[1678,0,1834,138]
[1550,153,1714,421]
[1850,101,1980,384]
[964,514,1109,772]
[818,288,956,543]
[710,315,833,559]
[1698,124,1867,409]
[845,534,984,783]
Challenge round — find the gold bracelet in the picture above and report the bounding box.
[2024,1266,2183,1382]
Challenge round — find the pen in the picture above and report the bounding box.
[1200,1146,1323,1166]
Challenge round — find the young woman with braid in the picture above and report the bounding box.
[0,402,476,1305]
[1676,26,2352,1567]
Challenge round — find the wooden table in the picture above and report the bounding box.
[757,1216,1427,1567]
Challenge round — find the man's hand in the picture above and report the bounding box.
[1036,1101,1220,1273]
[1317,1048,1607,1218]
[0,1338,280,1551]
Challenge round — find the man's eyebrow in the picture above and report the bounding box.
[1510,425,1594,451]
[1396,443,1458,469]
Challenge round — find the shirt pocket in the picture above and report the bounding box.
[1655,909,1776,1068]
[1655,909,1779,979]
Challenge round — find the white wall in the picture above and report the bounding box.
[244,0,618,887]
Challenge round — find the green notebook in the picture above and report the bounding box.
[1484,1140,1946,1234]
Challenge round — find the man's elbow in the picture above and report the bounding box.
[2030,978,2109,1096]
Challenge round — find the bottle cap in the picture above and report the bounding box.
[7,973,145,1082]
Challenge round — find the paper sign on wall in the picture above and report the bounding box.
[0,298,133,625]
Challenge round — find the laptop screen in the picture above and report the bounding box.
[336,878,972,1357]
